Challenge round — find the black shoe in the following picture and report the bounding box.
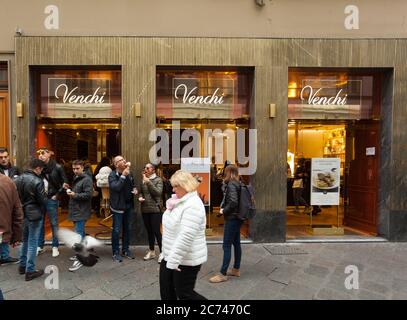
[0,257,20,265]
[25,269,44,281]
[18,266,26,275]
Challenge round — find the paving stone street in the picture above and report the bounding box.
[1,242,407,300]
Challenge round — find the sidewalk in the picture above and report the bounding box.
[1,242,407,300]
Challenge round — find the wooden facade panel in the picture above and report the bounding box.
[14,37,407,214]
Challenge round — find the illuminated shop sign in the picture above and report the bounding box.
[171,78,234,119]
[49,78,110,104]
[300,85,348,106]
[288,78,364,120]
[47,78,112,118]
[174,83,225,105]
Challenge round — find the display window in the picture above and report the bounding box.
[30,66,122,242]
[287,68,383,239]
[156,66,255,241]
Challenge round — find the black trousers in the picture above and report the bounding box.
[142,212,162,251]
[159,260,207,300]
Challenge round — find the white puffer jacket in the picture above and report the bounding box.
[162,191,207,270]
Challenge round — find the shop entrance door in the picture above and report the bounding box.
[37,122,121,240]
[344,121,380,234]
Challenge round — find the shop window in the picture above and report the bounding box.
[0,62,8,90]
[31,67,122,119]
[288,68,382,120]
[156,67,253,120]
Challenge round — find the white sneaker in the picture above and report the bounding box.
[158,253,164,264]
[69,255,77,261]
[143,250,156,261]
[52,247,59,257]
[68,260,83,272]
[36,247,45,256]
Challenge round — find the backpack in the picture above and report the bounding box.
[237,183,256,220]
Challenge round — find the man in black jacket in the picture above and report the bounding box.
[109,155,136,262]
[15,158,48,281]
[0,147,20,179]
[67,160,93,271]
[36,147,69,258]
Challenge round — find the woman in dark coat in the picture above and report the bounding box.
[209,165,243,283]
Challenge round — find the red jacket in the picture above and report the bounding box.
[0,174,23,244]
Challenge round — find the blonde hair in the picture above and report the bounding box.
[170,170,200,193]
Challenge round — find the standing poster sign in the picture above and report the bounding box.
[180,158,210,206]
[310,158,340,206]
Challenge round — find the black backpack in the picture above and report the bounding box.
[237,183,256,220]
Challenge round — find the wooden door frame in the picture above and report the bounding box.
[0,91,9,149]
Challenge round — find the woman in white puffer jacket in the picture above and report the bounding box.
[160,170,207,300]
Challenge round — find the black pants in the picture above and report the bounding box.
[142,212,162,251]
[159,260,207,300]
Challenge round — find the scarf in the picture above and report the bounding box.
[165,194,181,211]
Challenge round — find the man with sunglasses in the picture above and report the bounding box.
[36,147,69,258]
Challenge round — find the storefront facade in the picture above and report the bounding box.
[14,37,407,243]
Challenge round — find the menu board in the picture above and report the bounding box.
[310,158,340,205]
[181,158,211,206]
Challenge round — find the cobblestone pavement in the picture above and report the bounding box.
[1,242,407,300]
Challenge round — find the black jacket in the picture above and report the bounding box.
[15,170,48,221]
[221,180,241,221]
[68,174,93,222]
[42,159,68,197]
[0,164,20,179]
[108,170,135,213]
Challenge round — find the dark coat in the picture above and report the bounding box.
[15,170,48,221]
[108,170,135,212]
[68,174,93,222]
[0,164,21,179]
[139,175,163,213]
[221,180,241,221]
[0,174,23,244]
[42,159,68,197]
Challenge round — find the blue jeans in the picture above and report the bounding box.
[220,219,243,275]
[0,242,10,259]
[20,218,42,273]
[111,206,133,255]
[74,220,86,240]
[38,199,59,248]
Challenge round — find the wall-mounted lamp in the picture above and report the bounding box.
[269,103,276,118]
[16,102,24,118]
[133,102,141,117]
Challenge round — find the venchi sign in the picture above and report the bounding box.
[54,84,106,104]
[174,84,224,105]
[49,78,110,105]
[300,85,347,106]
